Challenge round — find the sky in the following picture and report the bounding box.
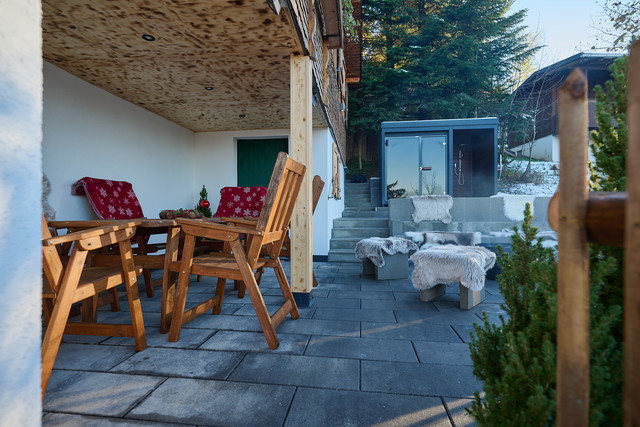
[510,0,614,66]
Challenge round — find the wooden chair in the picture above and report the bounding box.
[234,174,324,292]
[162,152,306,348]
[41,215,147,399]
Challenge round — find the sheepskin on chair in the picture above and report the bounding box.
[405,231,481,249]
[355,237,418,267]
[410,246,496,291]
[411,195,453,224]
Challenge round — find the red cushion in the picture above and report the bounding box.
[72,177,144,220]
[213,186,266,218]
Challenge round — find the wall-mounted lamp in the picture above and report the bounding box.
[204,86,213,91]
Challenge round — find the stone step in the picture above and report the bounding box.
[342,209,389,218]
[327,249,361,263]
[333,217,388,228]
[329,237,363,250]
[344,182,370,190]
[331,227,390,239]
[346,195,371,202]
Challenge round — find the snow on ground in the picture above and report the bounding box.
[497,160,559,197]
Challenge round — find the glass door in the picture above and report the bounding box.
[419,135,447,195]
[385,136,420,199]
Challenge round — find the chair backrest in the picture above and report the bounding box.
[256,152,306,235]
[72,177,144,219]
[213,186,267,218]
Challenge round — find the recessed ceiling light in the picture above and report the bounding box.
[204,86,214,91]
[239,114,246,118]
[141,34,156,42]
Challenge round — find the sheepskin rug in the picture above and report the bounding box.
[355,237,418,267]
[410,246,496,291]
[411,195,453,224]
[405,231,481,249]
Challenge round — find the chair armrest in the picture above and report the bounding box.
[220,217,259,227]
[177,218,263,241]
[43,221,141,250]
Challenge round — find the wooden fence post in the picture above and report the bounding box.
[556,69,590,426]
[624,39,640,427]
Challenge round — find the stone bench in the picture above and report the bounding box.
[410,245,496,309]
[355,237,418,280]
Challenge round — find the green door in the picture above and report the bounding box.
[237,138,288,187]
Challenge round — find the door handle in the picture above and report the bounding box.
[420,166,433,171]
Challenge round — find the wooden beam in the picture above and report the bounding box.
[624,39,640,426]
[290,53,313,296]
[556,68,590,426]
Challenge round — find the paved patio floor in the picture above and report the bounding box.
[42,261,506,426]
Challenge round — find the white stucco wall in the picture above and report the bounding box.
[311,129,344,257]
[0,1,43,425]
[42,63,196,220]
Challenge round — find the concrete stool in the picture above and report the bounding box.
[362,253,410,280]
[419,284,486,310]
[410,245,496,310]
[355,237,418,281]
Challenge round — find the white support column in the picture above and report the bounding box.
[289,53,313,297]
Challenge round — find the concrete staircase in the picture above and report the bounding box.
[328,180,390,263]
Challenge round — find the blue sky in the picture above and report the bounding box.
[511,0,612,66]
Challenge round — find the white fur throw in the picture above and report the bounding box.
[355,237,419,267]
[411,195,453,224]
[410,246,496,291]
[405,231,481,249]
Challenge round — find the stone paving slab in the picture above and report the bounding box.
[51,343,135,371]
[361,360,483,398]
[44,371,163,417]
[285,387,452,427]
[180,313,263,331]
[452,324,477,343]
[229,353,360,390]
[200,330,310,354]
[232,304,316,319]
[111,347,243,380]
[413,341,473,365]
[444,397,478,426]
[328,290,396,300]
[276,318,361,337]
[360,298,434,311]
[394,308,486,325]
[312,296,360,308]
[42,412,177,426]
[305,336,418,363]
[312,307,397,322]
[105,327,214,349]
[127,378,295,426]
[361,321,462,342]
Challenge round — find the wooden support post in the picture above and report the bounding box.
[290,53,314,298]
[624,39,640,426]
[556,69,590,426]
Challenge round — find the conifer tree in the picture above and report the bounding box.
[195,185,212,217]
[468,204,623,425]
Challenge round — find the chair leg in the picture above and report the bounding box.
[313,271,318,287]
[119,239,146,351]
[160,272,177,334]
[42,249,87,399]
[143,268,154,297]
[231,240,279,349]
[109,288,121,311]
[274,258,300,319]
[213,278,226,315]
[168,235,196,342]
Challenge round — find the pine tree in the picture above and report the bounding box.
[468,204,623,425]
[195,185,212,217]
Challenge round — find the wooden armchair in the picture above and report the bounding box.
[41,215,147,399]
[161,152,306,349]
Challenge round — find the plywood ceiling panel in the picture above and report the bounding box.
[43,0,328,132]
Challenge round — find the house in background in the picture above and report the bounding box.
[508,52,619,162]
[1,1,355,422]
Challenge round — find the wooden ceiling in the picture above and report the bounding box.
[43,0,328,132]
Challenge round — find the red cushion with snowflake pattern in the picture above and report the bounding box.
[213,186,267,218]
[71,177,145,220]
